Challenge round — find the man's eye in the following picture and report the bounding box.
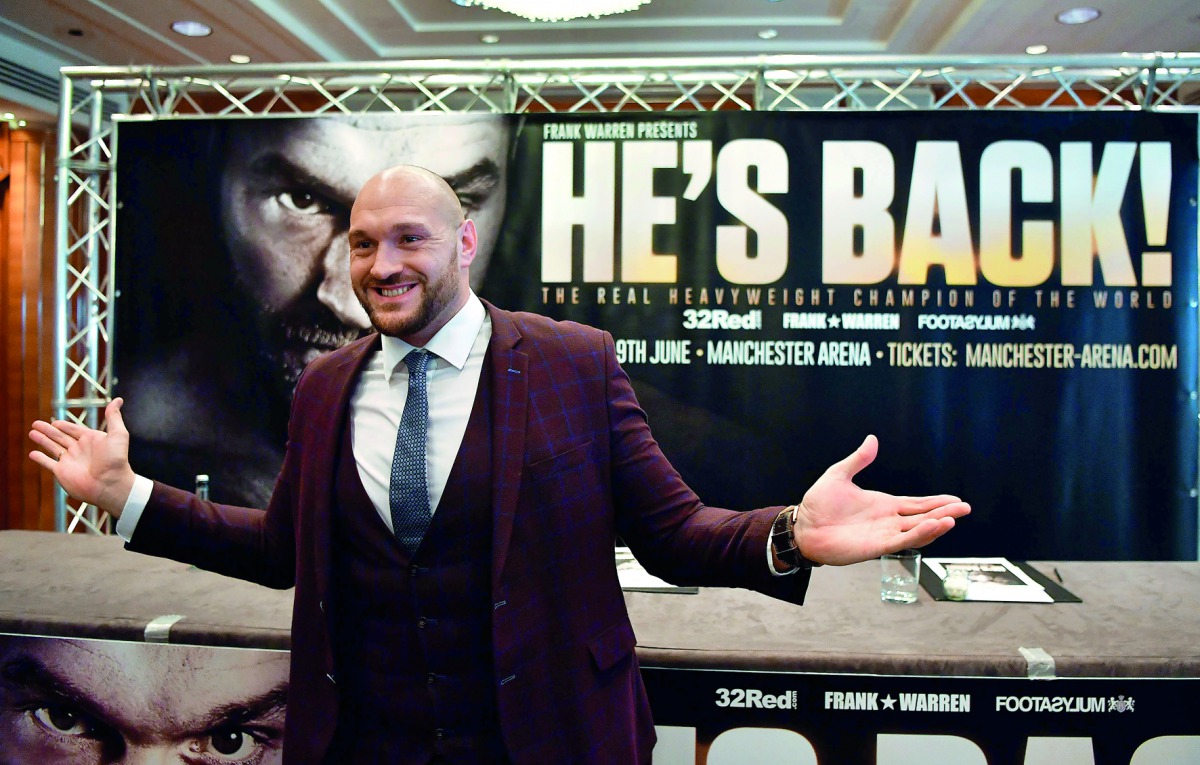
[275,190,329,215]
[451,170,501,215]
[456,194,483,214]
[189,728,262,762]
[32,705,90,736]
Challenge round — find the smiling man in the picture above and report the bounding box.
[0,635,289,765]
[31,165,968,763]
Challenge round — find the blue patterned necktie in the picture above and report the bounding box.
[390,348,432,554]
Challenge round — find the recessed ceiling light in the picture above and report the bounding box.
[171,20,213,37]
[480,34,500,44]
[1056,7,1100,25]
[758,28,779,39]
[229,54,252,64]
[1026,44,1049,55]
[17,120,26,127]
[3,113,13,120]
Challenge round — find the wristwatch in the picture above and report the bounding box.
[770,505,822,569]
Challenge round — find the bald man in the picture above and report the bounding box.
[31,166,969,764]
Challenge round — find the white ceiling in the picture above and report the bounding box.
[1,0,1199,124]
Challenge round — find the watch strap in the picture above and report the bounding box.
[771,505,822,569]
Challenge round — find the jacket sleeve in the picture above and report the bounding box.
[124,475,296,590]
[602,330,810,604]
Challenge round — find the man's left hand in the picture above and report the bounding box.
[794,435,970,566]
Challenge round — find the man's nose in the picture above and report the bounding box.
[118,746,176,765]
[367,240,410,280]
[317,241,371,329]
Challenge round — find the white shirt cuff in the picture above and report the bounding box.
[114,475,154,542]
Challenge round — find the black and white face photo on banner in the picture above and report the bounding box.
[116,114,511,508]
[0,634,289,765]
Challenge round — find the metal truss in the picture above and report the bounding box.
[52,53,1200,532]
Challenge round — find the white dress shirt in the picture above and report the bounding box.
[351,294,489,531]
[118,293,490,539]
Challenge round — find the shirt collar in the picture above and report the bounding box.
[381,292,486,378]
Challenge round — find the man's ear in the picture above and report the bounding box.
[457,219,479,270]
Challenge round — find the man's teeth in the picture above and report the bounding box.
[380,285,414,297]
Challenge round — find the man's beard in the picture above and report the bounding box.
[259,302,364,392]
[357,260,460,341]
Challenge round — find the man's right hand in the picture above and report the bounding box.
[28,397,137,518]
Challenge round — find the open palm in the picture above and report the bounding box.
[795,436,970,566]
[28,398,137,516]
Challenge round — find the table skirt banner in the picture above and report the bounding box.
[644,666,1199,765]
[1,630,1196,764]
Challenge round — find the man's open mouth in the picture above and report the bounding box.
[378,284,415,298]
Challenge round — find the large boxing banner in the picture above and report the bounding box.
[488,111,1199,561]
[115,111,1198,560]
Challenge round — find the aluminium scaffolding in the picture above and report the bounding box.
[52,52,1200,532]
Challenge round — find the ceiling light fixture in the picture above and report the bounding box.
[1056,7,1100,25]
[229,54,252,64]
[758,29,779,40]
[452,0,651,22]
[171,20,213,37]
[480,34,501,43]
[1025,44,1049,55]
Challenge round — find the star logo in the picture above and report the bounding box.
[881,694,897,710]
[828,315,841,328]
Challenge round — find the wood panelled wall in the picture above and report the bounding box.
[0,124,57,531]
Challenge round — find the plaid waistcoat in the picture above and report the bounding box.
[326,356,506,764]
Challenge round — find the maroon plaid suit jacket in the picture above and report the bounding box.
[128,301,810,764]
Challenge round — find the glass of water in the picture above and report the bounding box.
[880,549,921,604]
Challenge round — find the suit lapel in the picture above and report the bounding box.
[483,302,528,585]
[309,309,526,592]
[309,333,381,600]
